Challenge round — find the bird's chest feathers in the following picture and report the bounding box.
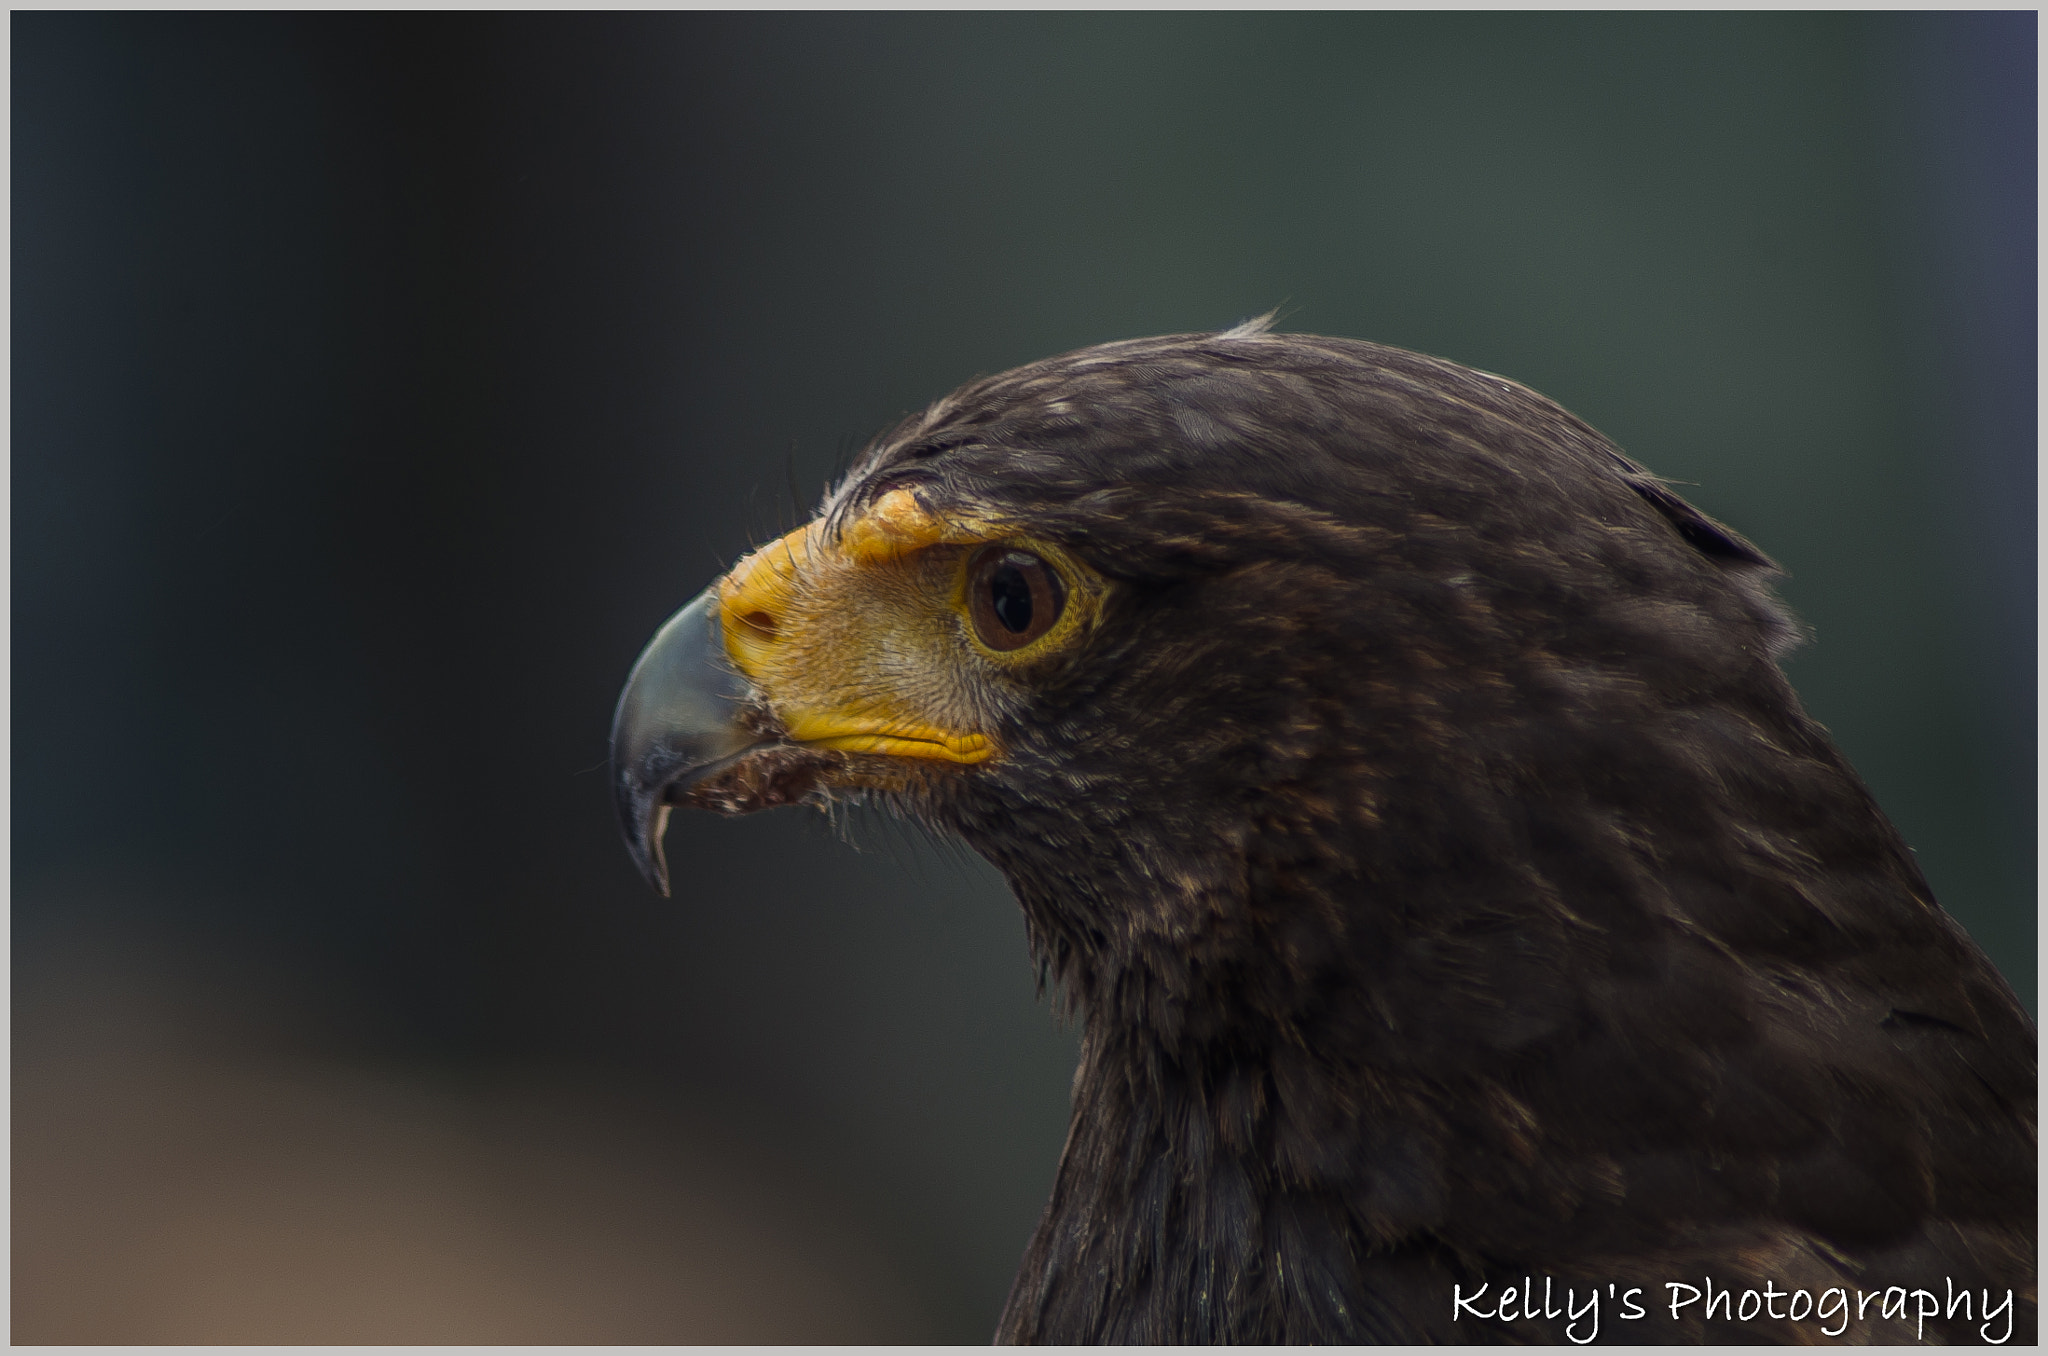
[1003,1028,1445,1344]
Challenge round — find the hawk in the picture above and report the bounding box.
[611,322,2035,1343]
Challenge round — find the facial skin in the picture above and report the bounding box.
[610,485,1108,889]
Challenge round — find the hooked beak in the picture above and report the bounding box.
[612,496,1011,895]
[609,587,764,895]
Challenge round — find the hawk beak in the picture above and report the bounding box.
[609,587,765,896]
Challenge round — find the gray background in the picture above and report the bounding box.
[14,13,2033,1343]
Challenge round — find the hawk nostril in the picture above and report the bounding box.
[739,610,777,639]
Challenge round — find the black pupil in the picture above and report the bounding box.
[990,562,1033,633]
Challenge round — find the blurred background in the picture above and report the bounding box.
[13,12,2034,1344]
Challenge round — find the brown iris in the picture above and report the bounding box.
[968,546,1066,651]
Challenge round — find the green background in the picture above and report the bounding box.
[14,12,2033,1343]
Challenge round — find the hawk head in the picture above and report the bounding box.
[611,323,1803,1025]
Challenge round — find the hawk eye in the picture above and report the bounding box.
[968,546,1066,652]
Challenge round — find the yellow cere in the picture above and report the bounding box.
[713,489,1006,766]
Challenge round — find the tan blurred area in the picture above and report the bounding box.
[13,939,944,1344]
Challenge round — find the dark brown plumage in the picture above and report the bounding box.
[612,323,2035,1343]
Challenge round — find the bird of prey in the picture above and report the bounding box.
[611,322,2035,1344]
